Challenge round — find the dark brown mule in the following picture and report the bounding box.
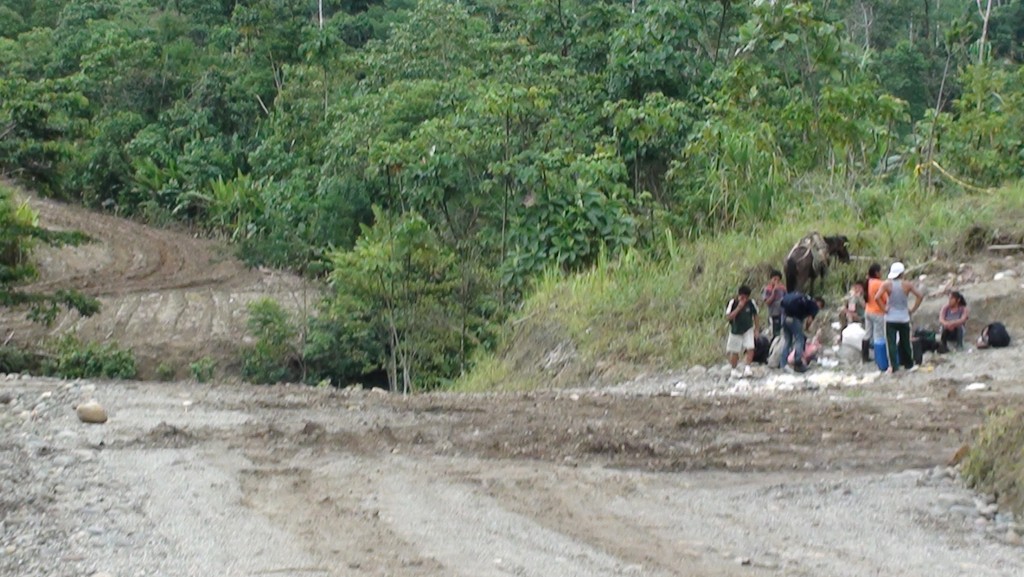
[784,232,850,293]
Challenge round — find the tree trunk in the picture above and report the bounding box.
[976,0,993,66]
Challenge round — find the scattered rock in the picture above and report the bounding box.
[978,502,999,518]
[76,401,108,424]
[0,391,12,404]
[965,382,989,392]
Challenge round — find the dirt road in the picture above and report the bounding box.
[2,194,1024,576]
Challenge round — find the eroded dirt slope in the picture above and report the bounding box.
[1,192,315,378]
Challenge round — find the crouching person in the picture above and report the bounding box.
[779,292,824,373]
[726,285,760,378]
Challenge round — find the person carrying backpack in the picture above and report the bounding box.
[778,291,824,373]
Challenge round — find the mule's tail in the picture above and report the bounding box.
[784,257,799,293]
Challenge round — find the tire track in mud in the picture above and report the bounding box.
[21,194,246,296]
[1,191,316,378]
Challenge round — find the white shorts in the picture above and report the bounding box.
[726,329,755,354]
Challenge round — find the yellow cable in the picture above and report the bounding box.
[915,160,998,193]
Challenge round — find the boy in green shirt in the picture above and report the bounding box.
[725,285,760,377]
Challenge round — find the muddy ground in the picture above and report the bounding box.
[2,193,1024,576]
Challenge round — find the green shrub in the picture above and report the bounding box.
[43,334,137,380]
[0,346,38,374]
[189,356,216,383]
[155,361,176,381]
[302,313,384,387]
[242,298,298,384]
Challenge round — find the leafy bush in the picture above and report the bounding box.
[302,313,384,387]
[0,346,38,374]
[155,361,176,381]
[189,356,216,383]
[241,298,298,384]
[43,334,136,379]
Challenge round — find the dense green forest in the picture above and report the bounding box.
[2,0,1023,390]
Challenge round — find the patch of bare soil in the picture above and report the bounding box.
[2,194,1024,576]
[1,191,315,378]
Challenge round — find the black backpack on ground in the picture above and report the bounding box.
[753,335,771,364]
[985,322,1011,348]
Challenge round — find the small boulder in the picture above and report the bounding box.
[76,401,108,424]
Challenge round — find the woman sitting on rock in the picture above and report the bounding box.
[938,291,969,351]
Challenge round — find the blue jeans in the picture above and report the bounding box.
[780,316,806,368]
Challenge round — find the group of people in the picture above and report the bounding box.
[725,270,824,376]
[725,260,999,377]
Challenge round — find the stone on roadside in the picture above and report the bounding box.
[76,401,108,424]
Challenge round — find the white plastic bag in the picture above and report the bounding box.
[841,323,865,350]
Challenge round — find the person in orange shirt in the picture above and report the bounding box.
[864,263,888,371]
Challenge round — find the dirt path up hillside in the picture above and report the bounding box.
[0,192,315,379]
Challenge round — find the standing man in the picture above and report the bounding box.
[779,291,824,373]
[762,269,786,339]
[726,285,760,377]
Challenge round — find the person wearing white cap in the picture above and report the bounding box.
[874,261,924,374]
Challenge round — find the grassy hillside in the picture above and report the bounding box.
[460,180,1024,391]
[963,409,1024,516]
